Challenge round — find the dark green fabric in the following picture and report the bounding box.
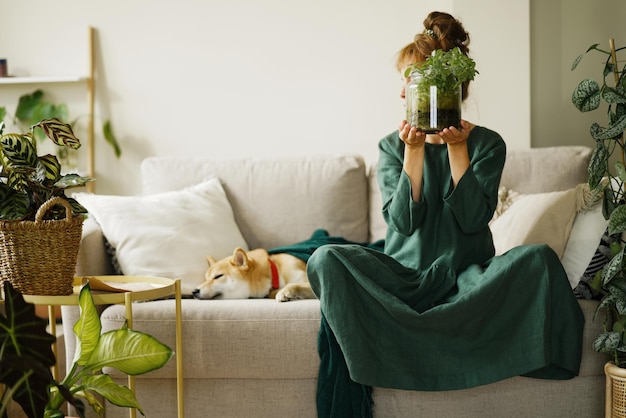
[378,126,505,272]
[270,230,380,418]
[318,313,373,418]
[308,243,584,391]
[268,229,384,262]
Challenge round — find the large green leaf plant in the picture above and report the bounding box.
[0,281,174,418]
[572,40,626,366]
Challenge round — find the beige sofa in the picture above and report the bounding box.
[63,145,607,418]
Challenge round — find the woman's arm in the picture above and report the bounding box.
[441,124,507,233]
[377,124,428,236]
[399,120,426,202]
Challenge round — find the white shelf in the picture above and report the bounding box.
[0,76,87,85]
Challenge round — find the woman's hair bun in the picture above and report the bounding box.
[421,11,470,55]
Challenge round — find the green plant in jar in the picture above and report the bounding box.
[405,47,478,132]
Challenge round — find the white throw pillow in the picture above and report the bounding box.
[74,177,249,295]
[561,201,608,289]
[489,187,579,259]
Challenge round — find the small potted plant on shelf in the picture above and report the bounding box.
[404,47,478,132]
[571,38,626,412]
[0,118,94,296]
[0,281,174,418]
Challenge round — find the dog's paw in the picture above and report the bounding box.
[275,287,299,303]
[275,289,292,303]
[275,283,315,302]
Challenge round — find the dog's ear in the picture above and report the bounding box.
[230,247,250,270]
[207,255,217,267]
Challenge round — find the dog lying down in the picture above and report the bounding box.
[191,247,316,302]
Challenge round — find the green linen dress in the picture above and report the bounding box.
[306,126,585,407]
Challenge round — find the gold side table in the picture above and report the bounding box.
[23,275,184,418]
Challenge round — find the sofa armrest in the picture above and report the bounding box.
[75,216,115,276]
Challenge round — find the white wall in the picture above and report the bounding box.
[0,0,530,195]
[455,0,530,151]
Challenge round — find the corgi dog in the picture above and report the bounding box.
[192,247,315,302]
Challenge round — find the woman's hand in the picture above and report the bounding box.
[398,120,426,201]
[399,120,426,148]
[438,119,474,145]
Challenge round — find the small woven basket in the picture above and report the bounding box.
[606,361,626,417]
[0,197,84,296]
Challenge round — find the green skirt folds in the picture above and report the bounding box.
[307,243,584,417]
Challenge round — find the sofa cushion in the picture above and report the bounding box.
[489,186,579,258]
[499,146,592,193]
[74,178,248,295]
[100,299,322,380]
[141,155,369,249]
[96,297,605,382]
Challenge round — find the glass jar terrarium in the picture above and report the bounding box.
[405,71,462,133]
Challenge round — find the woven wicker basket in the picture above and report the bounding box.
[606,361,626,417]
[0,197,84,296]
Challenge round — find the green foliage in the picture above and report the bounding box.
[404,47,478,95]
[0,89,122,157]
[47,283,174,416]
[572,41,626,366]
[14,90,69,142]
[0,281,56,418]
[0,119,93,221]
[0,281,174,418]
[102,119,121,159]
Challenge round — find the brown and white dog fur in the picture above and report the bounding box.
[192,247,316,302]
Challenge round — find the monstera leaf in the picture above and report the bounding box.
[0,281,56,418]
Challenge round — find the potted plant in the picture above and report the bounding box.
[0,118,93,296]
[404,47,478,132]
[571,38,626,413]
[0,280,174,418]
[0,118,93,220]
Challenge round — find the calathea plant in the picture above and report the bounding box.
[571,40,626,366]
[0,281,174,418]
[0,118,93,221]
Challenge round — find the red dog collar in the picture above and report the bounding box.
[268,258,280,289]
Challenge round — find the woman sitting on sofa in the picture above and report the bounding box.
[306,10,585,418]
